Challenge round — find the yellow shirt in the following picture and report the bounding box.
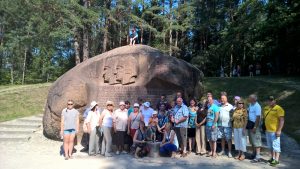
[263,105,285,132]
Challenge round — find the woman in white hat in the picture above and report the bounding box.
[128,103,144,138]
[113,101,128,155]
[86,101,101,156]
[140,102,154,127]
[99,101,115,157]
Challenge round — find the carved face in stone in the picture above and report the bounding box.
[102,56,138,85]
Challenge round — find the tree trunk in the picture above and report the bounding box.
[175,30,178,47]
[119,24,122,46]
[102,19,109,52]
[82,27,89,61]
[230,44,234,77]
[10,64,14,85]
[82,0,90,61]
[141,26,143,44]
[169,0,173,56]
[148,20,152,45]
[169,29,172,56]
[22,47,27,85]
[74,36,80,65]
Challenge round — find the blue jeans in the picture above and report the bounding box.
[160,143,177,156]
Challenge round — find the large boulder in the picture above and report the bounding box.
[43,45,204,140]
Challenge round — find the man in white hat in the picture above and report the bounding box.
[113,101,128,155]
[140,102,154,127]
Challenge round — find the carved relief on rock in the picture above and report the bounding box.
[102,56,138,85]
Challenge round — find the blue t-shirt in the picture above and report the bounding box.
[158,112,169,128]
[206,104,220,127]
[188,108,197,128]
[128,107,134,116]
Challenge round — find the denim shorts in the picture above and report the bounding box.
[64,129,76,135]
[266,132,281,152]
[218,126,232,141]
[206,126,218,141]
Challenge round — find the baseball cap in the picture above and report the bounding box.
[143,102,150,108]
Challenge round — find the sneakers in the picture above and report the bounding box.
[121,151,128,154]
[268,158,274,163]
[116,151,120,155]
[218,151,225,156]
[270,160,280,167]
[105,153,112,157]
[228,152,233,158]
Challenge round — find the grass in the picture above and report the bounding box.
[0,83,52,122]
[203,77,300,143]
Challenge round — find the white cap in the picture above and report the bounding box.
[143,102,150,108]
[133,103,139,107]
[152,111,158,115]
[119,101,125,106]
[90,101,98,109]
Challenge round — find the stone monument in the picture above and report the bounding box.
[43,45,204,140]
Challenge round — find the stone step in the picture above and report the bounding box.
[35,114,44,118]
[0,124,40,129]
[0,130,34,135]
[0,136,31,142]
[16,119,42,125]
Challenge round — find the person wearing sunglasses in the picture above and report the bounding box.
[60,100,79,160]
[99,101,115,157]
[232,99,248,161]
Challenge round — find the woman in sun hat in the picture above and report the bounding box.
[99,101,115,157]
[86,101,101,156]
[113,101,128,155]
[128,103,144,138]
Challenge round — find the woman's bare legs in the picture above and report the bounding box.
[63,134,70,159]
[68,134,75,157]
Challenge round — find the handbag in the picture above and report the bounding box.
[246,120,255,130]
[83,122,88,133]
[262,108,273,132]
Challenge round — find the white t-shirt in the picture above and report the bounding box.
[85,110,100,129]
[219,103,234,127]
[102,109,113,127]
[248,102,261,122]
[165,130,179,149]
[141,107,154,126]
[114,108,128,131]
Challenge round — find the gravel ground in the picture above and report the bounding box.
[0,120,299,169]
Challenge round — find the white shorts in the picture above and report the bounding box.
[266,132,281,153]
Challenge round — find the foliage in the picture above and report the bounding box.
[0,0,299,84]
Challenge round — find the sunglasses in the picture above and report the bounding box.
[107,104,113,106]
[67,103,73,105]
[134,106,139,108]
[238,103,244,104]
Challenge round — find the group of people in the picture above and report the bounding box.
[60,91,285,167]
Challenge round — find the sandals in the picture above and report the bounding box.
[234,155,241,160]
[239,155,245,161]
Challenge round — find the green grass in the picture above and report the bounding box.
[0,83,51,122]
[204,77,300,143]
